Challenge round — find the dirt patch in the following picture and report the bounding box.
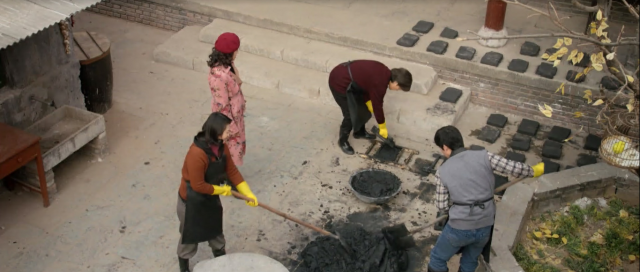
[351,170,401,198]
[426,102,456,117]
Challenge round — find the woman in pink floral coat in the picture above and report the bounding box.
[207,32,246,166]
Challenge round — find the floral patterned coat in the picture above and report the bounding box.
[208,65,246,166]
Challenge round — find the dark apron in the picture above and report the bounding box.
[342,61,372,132]
[181,143,228,244]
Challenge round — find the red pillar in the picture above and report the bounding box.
[484,0,507,31]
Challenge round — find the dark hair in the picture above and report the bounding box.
[434,125,465,151]
[390,68,413,92]
[207,48,234,69]
[197,112,232,144]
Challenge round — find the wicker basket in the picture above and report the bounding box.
[599,107,640,169]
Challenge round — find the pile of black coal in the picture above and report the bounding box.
[297,224,409,272]
[351,170,402,198]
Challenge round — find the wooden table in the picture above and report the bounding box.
[0,123,50,207]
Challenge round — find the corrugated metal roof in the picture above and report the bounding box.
[0,0,102,50]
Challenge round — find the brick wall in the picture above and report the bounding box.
[91,0,213,31]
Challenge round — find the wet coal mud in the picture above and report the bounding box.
[374,144,402,162]
[351,170,402,198]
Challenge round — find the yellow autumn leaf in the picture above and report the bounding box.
[553,38,563,49]
[590,232,605,244]
[534,231,543,238]
[574,112,583,118]
[626,75,635,83]
[544,234,553,238]
[557,47,569,57]
[596,9,603,20]
[611,67,620,73]
[620,209,629,218]
[593,99,604,106]
[603,37,612,43]
[564,37,573,46]
[606,52,616,60]
[584,90,592,96]
[590,27,597,34]
[583,66,593,75]
[597,26,605,36]
[554,59,561,67]
[630,255,637,263]
[569,49,578,59]
[625,235,634,240]
[576,52,584,63]
[543,229,551,235]
[590,22,597,28]
[591,53,598,64]
[600,21,609,30]
[592,63,603,71]
[552,234,559,238]
[628,102,635,113]
[548,54,558,62]
[562,237,568,244]
[541,53,550,60]
[597,52,605,63]
[555,83,565,94]
[575,72,584,81]
[544,104,553,112]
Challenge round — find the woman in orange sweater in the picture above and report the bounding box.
[176,112,259,272]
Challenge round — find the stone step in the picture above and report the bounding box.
[198,19,437,95]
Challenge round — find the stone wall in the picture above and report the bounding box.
[91,0,213,31]
[0,20,85,130]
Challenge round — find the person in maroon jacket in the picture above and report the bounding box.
[328,60,413,155]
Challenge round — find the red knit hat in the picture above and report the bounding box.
[214,32,240,54]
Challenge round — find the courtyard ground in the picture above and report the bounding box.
[0,12,592,272]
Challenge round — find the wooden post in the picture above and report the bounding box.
[478,0,509,48]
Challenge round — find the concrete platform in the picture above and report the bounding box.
[198,19,437,95]
[193,253,288,272]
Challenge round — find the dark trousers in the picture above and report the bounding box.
[330,87,369,138]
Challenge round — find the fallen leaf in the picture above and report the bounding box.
[544,104,553,112]
[593,99,604,106]
[576,52,584,63]
[552,234,559,238]
[555,83,565,94]
[596,9,603,20]
[607,52,616,60]
[611,67,620,73]
[574,112,583,118]
[620,209,629,218]
[538,105,553,117]
[534,231,543,238]
[557,47,569,56]
[591,53,598,64]
[544,234,552,238]
[597,52,605,63]
[630,255,636,263]
[554,59,561,67]
[592,63,603,71]
[553,38,563,49]
[564,136,574,142]
[583,66,593,75]
[569,49,578,60]
[564,37,573,46]
[575,72,584,80]
[626,75,635,83]
[541,53,550,60]
[628,102,635,113]
[590,232,605,244]
[562,237,568,244]
[580,249,588,255]
[548,54,558,62]
[625,235,634,240]
[584,90,592,96]
[543,229,552,235]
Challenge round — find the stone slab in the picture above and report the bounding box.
[510,134,531,151]
[494,182,534,250]
[486,113,507,128]
[520,41,540,56]
[517,119,539,136]
[601,76,622,91]
[478,125,501,144]
[505,151,526,163]
[427,40,448,55]
[508,59,529,73]
[542,140,563,159]
[455,46,475,61]
[577,154,598,166]
[193,253,288,272]
[548,126,571,142]
[439,87,462,103]
[566,70,586,83]
[412,20,434,33]
[440,27,458,39]
[535,62,557,79]
[584,134,602,151]
[199,19,437,95]
[396,33,420,47]
[395,83,471,131]
[480,51,503,67]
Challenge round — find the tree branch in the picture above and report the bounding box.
[459,31,640,46]
[620,0,640,19]
[571,0,600,12]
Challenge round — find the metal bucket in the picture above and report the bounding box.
[348,169,402,204]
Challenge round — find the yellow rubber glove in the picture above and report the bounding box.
[212,184,232,196]
[236,181,258,207]
[378,122,388,138]
[612,141,626,154]
[532,162,545,178]
[365,100,374,113]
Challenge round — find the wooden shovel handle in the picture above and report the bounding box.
[230,191,336,238]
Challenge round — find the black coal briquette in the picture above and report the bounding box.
[510,134,531,151]
[494,174,509,196]
[536,62,558,79]
[396,33,420,48]
[427,40,449,55]
[439,87,463,103]
[548,126,572,142]
[517,119,540,136]
[487,114,508,128]
[478,125,502,144]
[544,48,559,58]
[542,140,563,159]
[480,52,503,67]
[520,41,540,56]
[469,145,485,150]
[508,59,529,73]
[601,76,622,91]
[505,151,526,163]
[577,154,598,166]
[455,46,476,60]
[566,70,586,83]
[440,27,459,39]
[583,134,602,151]
[542,159,561,173]
[412,20,434,33]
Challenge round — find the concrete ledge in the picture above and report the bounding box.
[199,19,437,95]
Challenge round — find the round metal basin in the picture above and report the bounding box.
[348,169,402,204]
